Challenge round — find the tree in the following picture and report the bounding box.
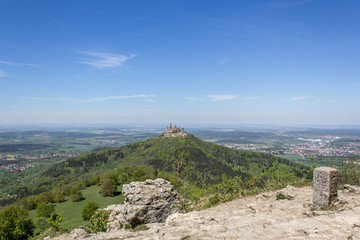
[82,201,99,220]
[70,187,83,202]
[172,150,194,192]
[36,202,55,218]
[89,209,109,232]
[47,212,63,231]
[0,206,34,240]
[99,179,116,197]
[52,189,66,203]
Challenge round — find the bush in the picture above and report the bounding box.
[99,180,116,197]
[47,212,63,231]
[70,187,83,202]
[0,206,34,240]
[82,201,99,220]
[89,209,109,232]
[36,202,55,218]
[52,190,66,203]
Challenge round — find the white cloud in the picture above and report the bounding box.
[0,70,7,77]
[290,96,311,101]
[208,94,237,101]
[29,94,155,103]
[0,60,39,67]
[79,51,135,68]
[270,0,314,9]
[244,96,261,100]
[185,96,203,101]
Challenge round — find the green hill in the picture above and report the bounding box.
[39,134,310,189]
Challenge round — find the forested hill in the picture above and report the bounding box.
[41,134,310,187]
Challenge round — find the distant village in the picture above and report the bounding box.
[0,163,34,172]
[0,153,80,172]
[221,136,360,159]
[0,153,79,161]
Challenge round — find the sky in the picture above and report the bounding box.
[0,0,359,126]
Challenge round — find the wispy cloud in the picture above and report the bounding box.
[290,96,312,101]
[185,96,203,101]
[208,94,237,102]
[244,96,261,100]
[270,0,314,9]
[79,51,135,68]
[0,70,7,77]
[29,94,155,103]
[0,60,39,67]
[219,59,228,65]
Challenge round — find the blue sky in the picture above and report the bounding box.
[0,0,359,126]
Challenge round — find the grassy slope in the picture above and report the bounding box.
[30,185,124,229]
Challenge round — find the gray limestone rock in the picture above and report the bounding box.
[277,185,296,200]
[122,178,181,227]
[313,167,338,208]
[68,228,88,239]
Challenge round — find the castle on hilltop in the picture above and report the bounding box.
[163,123,188,137]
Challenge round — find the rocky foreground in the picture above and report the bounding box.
[52,184,360,240]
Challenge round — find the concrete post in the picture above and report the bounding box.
[313,167,338,208]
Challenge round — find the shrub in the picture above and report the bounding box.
[70,187,83,202]
[82,201,99,220]
[52,190,66,203]
[99,179,116,197]
[89,209,109,232]
[36,202,55,218]
[47,212,63,231]
[0,206,34,240]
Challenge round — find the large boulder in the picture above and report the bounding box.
[122,178,181,227]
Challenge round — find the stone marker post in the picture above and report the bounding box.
[313,167,338,208]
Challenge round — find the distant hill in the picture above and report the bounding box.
[41,133,310,187]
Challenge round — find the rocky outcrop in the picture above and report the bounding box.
[104,204,125,232]
[104,178,182,231]
[276,185,296,200]
[122,178,182,227]
[49,184,360,240]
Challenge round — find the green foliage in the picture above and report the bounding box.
[82,201,99,220]
[270,163,296,185]
[89,209,109,232]
[52,189,66,203]
[339,157,360,185]
[70,187,83,202]
[276,193,286,200]
[46,212,63,231]
[99,179,116,197]
[35,217,50,234]
[117,165,155,186]
[16,196,36,210]
[36,202,55,218]
[172,150,194,194]
[34,192,54,206]
[0,206,34,240]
